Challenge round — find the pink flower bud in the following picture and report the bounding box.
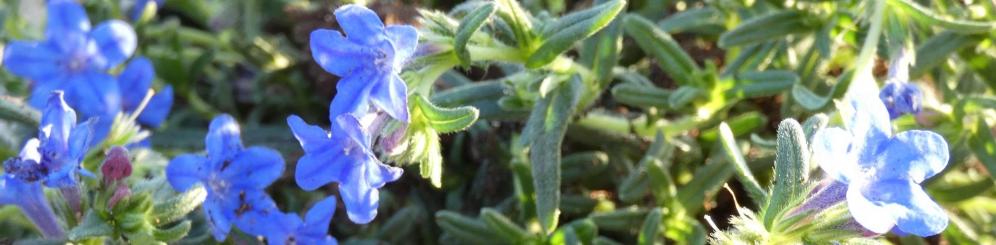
[101,146,133,184]
[108,184,132,210]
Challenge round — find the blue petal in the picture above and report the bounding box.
[261,212,304,245]
[294,145,349,191]
[118,57,155,111]
[309,29,372,77]
[231,190,282,237]
[165,154,209,192]
[846,179,899,234]
[385,25,419,67]
[812,127,856,183]
[89,20,137,69]
[206,114,243,160]
[203,198,233,241]
[18,138,42,163]
[287,115,332,153]
[137,85,173,127]
[339,159,380,224]
[66,119,94,161]
[302,196,338,236]
[62,72,121,122]
[875,130,949,183]
[368,74,409,122]
[1,41,63,82]
[46,0,91,41]
[333,113,371,149]
[844,95,892,152]
[329,74,374,120]
[28,78,67,109]
[334,4,386,45]
[222,146,285,190]
[39,92,76,157]
[365,160,403,189]
[850,179,948,237]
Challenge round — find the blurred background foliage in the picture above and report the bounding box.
[0,0,995,244]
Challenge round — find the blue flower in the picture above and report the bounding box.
[2,0,137,140]
[811,92,949,236]
[878,49,923,119]
[130,0,165,20]
[37,92,95,188]
[2,139,65,238]
[118,56,174,127]
[165,114,285,241]
[879,81,922,119]
[310,4,418,122]
[249,196,339,245]
[287,114,402,224]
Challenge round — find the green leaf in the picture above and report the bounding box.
[0,96,40,127]
[619,133,673,203]
[764,119,810,229]
[800,114,828,143]
[911,32,983,78]
[969,119,996,181]
[580,0,623,87]
[562,151,610,183]
[624,14,699,85]
[415,94,480,133]
[668,86,701,109]
[889,0,996,34]
[152,186,206,225]
[68,211,113,241]
[676,151,735,214]
[718,10,817,48]
[610,83,671,108]
[718,122,767,206]
[658,7,726,35]
[526,0,626,68]
[376,206,423,243]
[480,208,530,242]
[454,3,496,65]
[495,0,537,48]
[728,70,799,98]
[638,208,663,245]
[589,208,647,233]
[152,220,191,242]
[791,84,832,111]
[520,76,584,233]
[436,211,503,244]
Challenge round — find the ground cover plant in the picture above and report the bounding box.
[0,0,995,244]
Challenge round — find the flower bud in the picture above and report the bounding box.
[101,146,133,184]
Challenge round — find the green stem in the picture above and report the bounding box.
[846,0,886,96]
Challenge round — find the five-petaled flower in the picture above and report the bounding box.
[165,114,285,241]
[287,114,402,224]
[2,0,137,141]
[812,90,949,237]
[310,4,418,123]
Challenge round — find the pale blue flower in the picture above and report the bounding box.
[812,92,949,236]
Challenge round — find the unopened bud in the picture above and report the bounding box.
[108,184,132,210]
[101,146,133,184]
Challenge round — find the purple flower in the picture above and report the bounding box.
[117,56,174,127]
[165,114,285,241]
[310,4,418,122]
[2,139,65,238]
[2,0,137,141]
[811,92,949,236]
[287,114,402,224]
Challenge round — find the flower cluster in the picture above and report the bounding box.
[2,0,172,142]
[165,115,337,243]
[288,4,416,224]
[812,89,949,236]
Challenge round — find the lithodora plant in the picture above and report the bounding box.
[0,0,995,244]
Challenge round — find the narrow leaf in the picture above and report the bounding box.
[969,119,996,181]
[624,14,699,85]
[480,208,530,242]
[718,122,767,206]
[454,3,496,64]
[764,119,810,228]
[152,186,207,225]
[527,0,626,68]
[0,96,40,127]
[638,208,663,245]
[728,70,799,98]
[718,10,816,48]
[436,211,504,244]
[890,0,996,33]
